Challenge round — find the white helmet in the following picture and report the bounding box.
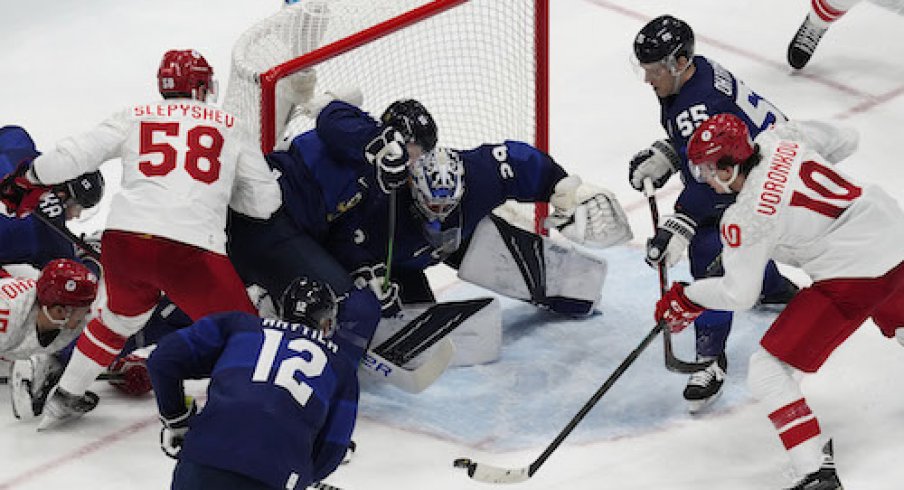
[409,147,464,222]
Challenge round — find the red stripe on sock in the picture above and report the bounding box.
[811,0,846,22]
[75,319,127,367]
[768,398,813,429]
[779,418,822,450]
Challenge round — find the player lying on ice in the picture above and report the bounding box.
[654,113,904,490]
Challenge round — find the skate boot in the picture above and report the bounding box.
[37,385,99,431]
[10,354,63,419]
[758,275,800,309]
[683,353,727,414]
[787,16,828,69]
[787,440,844,489]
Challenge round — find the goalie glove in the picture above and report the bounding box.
[160,398,197,459]
[545,175,633,248]
[364,127,410,194]
[353,263,402,318]
[655,282,705,333]
[0,160,48,218]
[646,213,695,268]
[628,139,680,191]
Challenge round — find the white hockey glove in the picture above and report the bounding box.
[646,213,695,268]
[160,398,196,459]
[628,139,680,191]
[546,175,633,249]
[364,127,410,194]
[353,263,402,318]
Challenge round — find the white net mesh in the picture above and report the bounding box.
[224,0,544,151]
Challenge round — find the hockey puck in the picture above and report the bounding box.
[453,458,473,469]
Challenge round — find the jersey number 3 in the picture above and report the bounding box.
[139,122,224,184]
[252,329,327,407]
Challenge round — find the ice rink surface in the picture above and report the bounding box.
[1,1,903,488]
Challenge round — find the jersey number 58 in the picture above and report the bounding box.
[138,122,224,184]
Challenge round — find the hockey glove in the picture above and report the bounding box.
[655,282,705,333]
[0,160,48,218]
[107,353,153,396]
[365,127,410,194]
[160,398,197,459]
[546,175,633,248]
[646,213,695,268]
[628,139,680,191]
[353,263,402,318]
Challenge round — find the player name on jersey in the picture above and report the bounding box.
[261,318,339,354]
[132,103,235,128]
[757,140,798,216]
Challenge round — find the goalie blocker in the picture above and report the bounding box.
[458,215,607,316]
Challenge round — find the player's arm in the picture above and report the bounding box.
[29,111,129,186]
[314,100,382,165]
[769,120,859,164]
[146,313,237,419]
[472,141,567,202]
[311,381,358,482]
[231,142,282,220]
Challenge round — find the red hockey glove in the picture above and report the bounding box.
[107,353,153,396]
[0,160,48,218]
[655,282,705,333]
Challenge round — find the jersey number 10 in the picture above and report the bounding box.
[252,329,328,407]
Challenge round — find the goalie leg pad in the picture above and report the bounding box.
[458,215,607,315]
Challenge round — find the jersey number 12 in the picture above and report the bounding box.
[251,329,328,407]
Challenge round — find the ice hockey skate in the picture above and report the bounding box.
[683,354,727,414]
[787,440,844,489]
[10,354,64,420]
[36,385,100,431]
[787,16,828,69]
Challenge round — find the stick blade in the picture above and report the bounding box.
[454,458,530,484]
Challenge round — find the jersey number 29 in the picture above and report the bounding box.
[252,329,327,407]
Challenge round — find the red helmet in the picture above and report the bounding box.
[37,259,98,307]
[157,49,215,101]
[686,113,755,175]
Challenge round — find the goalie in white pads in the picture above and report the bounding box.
[655,114,903,490]
[265,96,630,372]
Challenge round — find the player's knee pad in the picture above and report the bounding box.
[747,348,803,407]
[458,215,606,316]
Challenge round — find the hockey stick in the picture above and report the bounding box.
[32,206,101,261]
[383,189,397,290]
[453,322,662,483]
[309,482,342,490]
[642,178,711,374]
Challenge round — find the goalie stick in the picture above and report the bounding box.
[453,321,663,483]
[361,298,494,393]
[643,178,711,374]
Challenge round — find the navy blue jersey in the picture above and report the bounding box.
[0,126,76,267]
[269,101,567,273]
[148,311,370,489]
[659,56,787,225]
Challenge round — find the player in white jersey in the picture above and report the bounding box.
[0,260,97,419]
[654,113,904,489]
[0,49,282,430]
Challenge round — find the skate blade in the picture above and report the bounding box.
[687,389,723,415]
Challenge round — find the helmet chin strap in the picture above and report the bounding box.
[712,166,740,194]
[42,305,72,327]
[667,57,691,96]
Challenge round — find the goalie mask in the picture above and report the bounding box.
[409,147,464,254]
[157,49,217,102]
[279,276,339,337]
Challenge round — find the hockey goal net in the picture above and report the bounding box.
[224,0,549,231]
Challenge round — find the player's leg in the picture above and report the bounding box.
[787,0,862,69]
[41,231,161,429]
[686,227,731,413]
[868,260,904,345]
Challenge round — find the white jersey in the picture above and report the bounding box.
[0,268,81,360]
[31,99,281,254]
[686,127,904,311]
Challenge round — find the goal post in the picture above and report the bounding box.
[225,0,550,232]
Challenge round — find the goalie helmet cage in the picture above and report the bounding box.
[224,0,550,233]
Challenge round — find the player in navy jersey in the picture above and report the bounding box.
[249,98,628,319]
[148,276,375,490]
[629,15,801,412]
